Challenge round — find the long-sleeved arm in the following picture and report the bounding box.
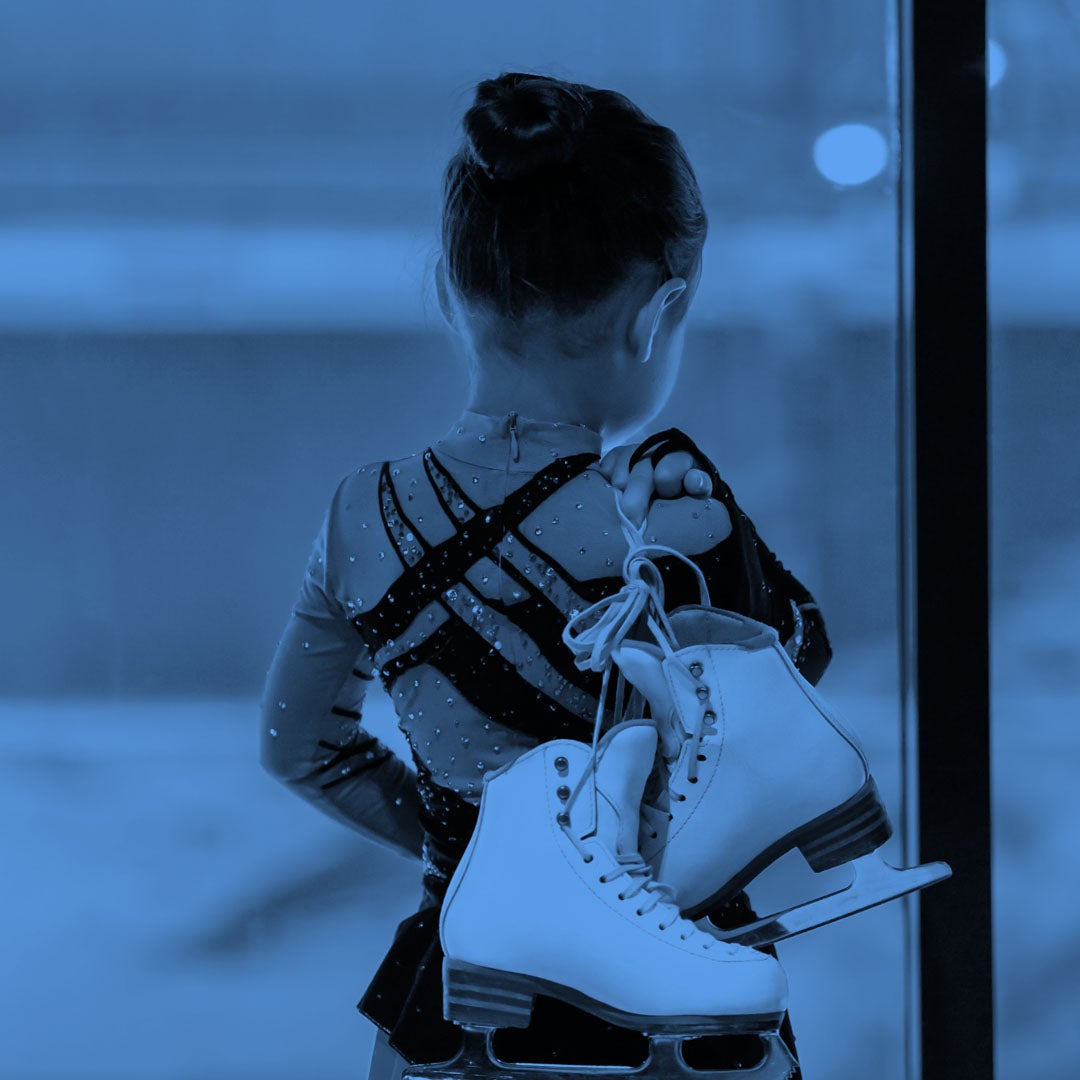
[259,483,424,861]
[260,612,424,860]
[692,492,833,686]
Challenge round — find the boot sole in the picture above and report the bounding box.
[444,959,783,1035]
[681,776,893,922]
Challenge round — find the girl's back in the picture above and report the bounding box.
[312,410,732,806]
[261,70,825,1075]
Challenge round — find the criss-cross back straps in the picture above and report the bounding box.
[352,450,600,650]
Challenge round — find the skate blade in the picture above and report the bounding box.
[705,853,953,948]
[404,1028,798,1079]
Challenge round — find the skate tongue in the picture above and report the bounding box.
[572,721,657,859]
[611,643,682,762]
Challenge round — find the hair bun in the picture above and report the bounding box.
[464,72,590,182]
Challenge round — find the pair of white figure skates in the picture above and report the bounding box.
[407,497,951,1079]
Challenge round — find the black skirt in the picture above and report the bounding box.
[357,826,802,1074]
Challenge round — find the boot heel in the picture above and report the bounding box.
[443,960,535,1029]
[797,777,893,872]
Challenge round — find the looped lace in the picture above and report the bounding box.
[551,486,724,947]
[562,487,722,824]
[552,662,694,937]
[562,576,660,674]
[562,485,714,673]
[614,487,713,611]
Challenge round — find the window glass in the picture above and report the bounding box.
[987,3,1080,1074]
[0,4,908,1076]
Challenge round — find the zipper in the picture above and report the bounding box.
[507,410,520,462]
[497,411,521,602]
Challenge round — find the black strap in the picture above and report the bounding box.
[419,451,606,695]
[353,450,599,649]
[401,618,595,742]
[626,425,734,520]
[627,426,713,474]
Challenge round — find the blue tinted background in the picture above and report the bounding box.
[0,2,1075,1077]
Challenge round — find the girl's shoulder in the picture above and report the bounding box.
[318,454,416,616]
[318,450,733,617]
[544,464,733,553]
[513,464,733,585]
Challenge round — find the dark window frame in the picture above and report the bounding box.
[897,2,994,1078]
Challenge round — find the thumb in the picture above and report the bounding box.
[683,468,713,497]
[620,459,654,530]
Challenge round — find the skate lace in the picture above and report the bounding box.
[561,492,717,803]
[555,492,719,945]
[555,681,711,942]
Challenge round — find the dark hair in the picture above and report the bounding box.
[442,72,707,322]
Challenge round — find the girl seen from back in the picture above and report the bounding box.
[261,72,830,1079]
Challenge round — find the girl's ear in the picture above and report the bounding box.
[632,277,687,364]
[435,256,455,329]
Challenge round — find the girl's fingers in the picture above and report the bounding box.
[597,446,619,480]
[683,468,713,497]
[604,444,713,528]
[612,446,636,491]
[620,459,655,528]
[599,444,635,490]
[652,451,696,498]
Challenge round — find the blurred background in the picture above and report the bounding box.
[0,1,1076,1077]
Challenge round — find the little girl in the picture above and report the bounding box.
[261,72,830,1079]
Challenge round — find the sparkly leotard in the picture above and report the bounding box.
[260,409,829,1071]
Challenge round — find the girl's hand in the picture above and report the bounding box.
[598,443,713,529]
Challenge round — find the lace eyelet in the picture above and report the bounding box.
[617,893,625,901]
[635,909,644,917]
[598,874,608,884]
[697,754,707,762]
[583,853,594,864]
[689,777,698,784]
[650,832,658,839]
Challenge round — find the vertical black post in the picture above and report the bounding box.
[897,1,993,1079]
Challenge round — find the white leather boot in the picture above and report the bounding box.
[438,719,788,1035]
[562,503,951,948]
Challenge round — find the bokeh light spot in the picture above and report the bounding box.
[813,124,889,187]
[987,39,1008,89]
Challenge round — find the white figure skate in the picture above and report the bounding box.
[413,717,797,1079]
[561,496,951,949]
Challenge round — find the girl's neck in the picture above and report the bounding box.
[466,395,600,434]
[459,306,626,434]
[466,362,611,435]
[436,408,603,473]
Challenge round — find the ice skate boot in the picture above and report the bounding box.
[418,718,797,1079]
[562,502,951,949]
